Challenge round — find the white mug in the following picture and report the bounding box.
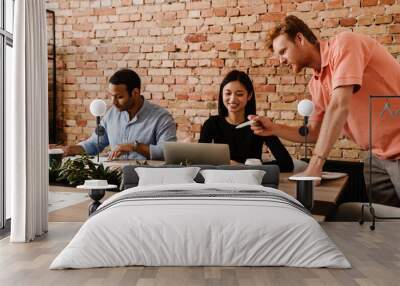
[245,158,262,166]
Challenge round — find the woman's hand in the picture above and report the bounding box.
[248,115,275,137]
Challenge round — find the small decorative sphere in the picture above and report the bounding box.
[90,99,107,117]
[298,99,314,117]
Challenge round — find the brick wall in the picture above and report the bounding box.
[46,0,400,161]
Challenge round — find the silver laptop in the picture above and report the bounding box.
[163,142,230,165]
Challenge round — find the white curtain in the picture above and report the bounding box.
[7,0,49,242]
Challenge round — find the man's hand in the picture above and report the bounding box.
[108,144,134,160]
[230,160,241,165]
[293,155,324,185]
[248,115,275,137]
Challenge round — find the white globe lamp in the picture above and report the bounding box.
[90,99,107,117]
[297,99,314,117]
[90,99,107,162]
[297,99,315,160]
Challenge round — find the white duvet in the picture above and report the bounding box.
[50,183,350,269]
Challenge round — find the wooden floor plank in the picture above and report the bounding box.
[1,222,400,286]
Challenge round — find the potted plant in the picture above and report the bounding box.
[49,155,122,190]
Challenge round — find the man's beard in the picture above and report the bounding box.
[116,98,134,111]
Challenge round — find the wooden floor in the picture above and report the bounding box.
[48,186,114,222]
[1,221,399,286]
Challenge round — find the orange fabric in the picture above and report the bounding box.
[309,32,400,160]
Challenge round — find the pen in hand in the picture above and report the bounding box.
[235,120,255,129]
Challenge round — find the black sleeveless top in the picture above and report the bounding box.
[199,116,294,172]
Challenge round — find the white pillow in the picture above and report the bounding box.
[200,169,266,185]
[135,167,201,186]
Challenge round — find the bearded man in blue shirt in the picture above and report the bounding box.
[63,69,177,160]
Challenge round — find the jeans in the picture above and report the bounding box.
[364,154,400,207]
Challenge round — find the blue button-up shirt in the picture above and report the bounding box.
[79,99,177,160]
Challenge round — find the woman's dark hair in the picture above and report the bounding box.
[218,70,256,117]
[109,69,141,96]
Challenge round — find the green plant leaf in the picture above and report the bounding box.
[49,154,122,190]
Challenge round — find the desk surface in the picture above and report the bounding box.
[279,173,348,221]
[279,173,348,204]
[102,159,164,168]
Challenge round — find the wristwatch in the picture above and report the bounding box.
[132,140,139,152]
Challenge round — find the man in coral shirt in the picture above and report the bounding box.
[250,15,400,207]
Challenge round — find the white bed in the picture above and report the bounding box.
[50,183,350,269]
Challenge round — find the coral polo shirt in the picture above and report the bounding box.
[309,32,400,160]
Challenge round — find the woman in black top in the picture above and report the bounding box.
[199,70,294,172]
